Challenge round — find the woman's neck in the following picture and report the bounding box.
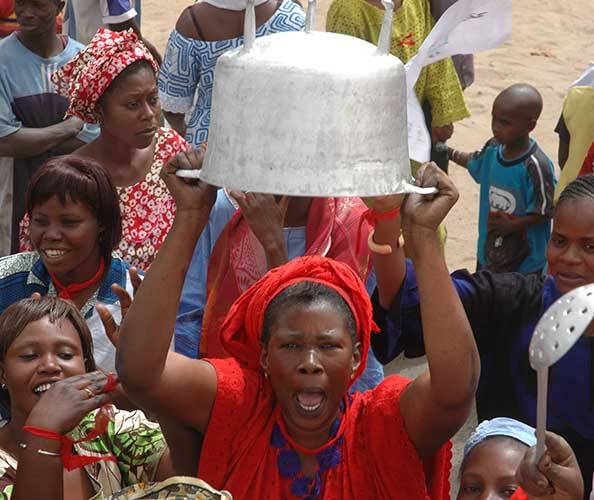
[17,29,63,59]
[91,133,152,187]
[282,408,341,450]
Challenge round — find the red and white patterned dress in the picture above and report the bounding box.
[114,127,187,269]
[20,128,188,271]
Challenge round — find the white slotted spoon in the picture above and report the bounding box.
[529,283,594,459]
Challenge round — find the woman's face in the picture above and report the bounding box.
[260,300,361,439]
[1,316,86,416]
[547,197,594,294]
[29,195,102,281]
[457,438,525,500]
[98,66,161,150]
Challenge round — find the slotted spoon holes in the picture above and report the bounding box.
[563,308,572,316]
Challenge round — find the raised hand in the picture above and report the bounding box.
[515,431,584,500]
[229,191,289,253]
[96,267,142,348]
[160,147,217,215]
[402,161,459,234]
[25,371,117,434]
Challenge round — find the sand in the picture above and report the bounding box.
[140,0,594,493]
[142,0,594,271]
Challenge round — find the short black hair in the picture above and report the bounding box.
[557,174,594,206]
[262,281,356,346]
[26,155,122,266]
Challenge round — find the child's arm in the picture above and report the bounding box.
[488,212,549,236]
[447,146,473,168]
[399,164,480,458]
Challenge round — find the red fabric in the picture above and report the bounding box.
[51,28,158,123]
[218,256,377,380]
[578,142,594,177]
[201,198,373,358]
[199,358,452,500]
[50,258,105,300]
[23,419,116,472]
[510,488,529,500]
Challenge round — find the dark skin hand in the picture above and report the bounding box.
[229,192,290,270]
[487,212,548,236]
[515,431,584,499]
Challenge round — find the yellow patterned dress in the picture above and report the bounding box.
[326,0,469,128]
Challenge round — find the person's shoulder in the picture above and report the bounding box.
[0,251,40,278]
[357,375,411,407]
[523,141,555,178]
[63,36,86,56]
[157,127,189,150]
[327,0,361,20]
[0,32,20,62]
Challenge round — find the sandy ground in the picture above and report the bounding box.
[140,0,594,494]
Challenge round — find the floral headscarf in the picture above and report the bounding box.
[51,28,159,123]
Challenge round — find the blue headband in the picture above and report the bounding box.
[464,417,537,458]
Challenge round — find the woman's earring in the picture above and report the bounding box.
[1,383,6,389]
[264,372,269,379]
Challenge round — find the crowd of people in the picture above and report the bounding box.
[0,0,592,498]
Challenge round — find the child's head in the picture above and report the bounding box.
[457,418,536,499]
[491,84,543,147]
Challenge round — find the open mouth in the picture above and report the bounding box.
[295,389,326,415]
[33,382,56,395]
[42,249,68,260]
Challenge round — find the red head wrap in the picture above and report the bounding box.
[220,255,378,382]
[51,28,159,123]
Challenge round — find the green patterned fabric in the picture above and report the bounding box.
[0,408,166,499]
[109,476,233,499]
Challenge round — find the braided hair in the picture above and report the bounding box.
[557,174,594,206]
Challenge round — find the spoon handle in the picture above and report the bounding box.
[535,367,548,461]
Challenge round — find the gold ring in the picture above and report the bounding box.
[83,387,94,399]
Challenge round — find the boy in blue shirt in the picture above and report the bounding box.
[448,84,556,274]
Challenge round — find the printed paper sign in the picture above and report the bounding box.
[405,0,512,162]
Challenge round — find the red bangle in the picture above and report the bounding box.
[23,425,61,441]
[365,206,401,225]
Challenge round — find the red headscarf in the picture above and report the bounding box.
[201,197,373,358]
[219,255,378,381]
[51,28,158,123]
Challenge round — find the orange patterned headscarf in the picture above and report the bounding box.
[51,28,158,123]
[219,255,378,382]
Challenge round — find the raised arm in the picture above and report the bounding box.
[399,164,480,458]
[117,149,218,433]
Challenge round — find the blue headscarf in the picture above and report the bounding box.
[464,417,537,458]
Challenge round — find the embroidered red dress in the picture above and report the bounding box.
[20,127,188,270]
[199,358,451,500]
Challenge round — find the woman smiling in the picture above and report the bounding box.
[20,28,188,270]
[0,155,137,373]
[0,297,175,500]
